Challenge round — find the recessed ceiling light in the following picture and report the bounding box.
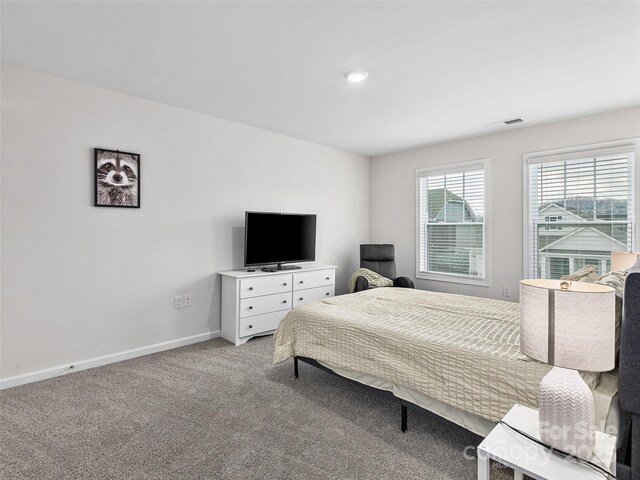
[344,71,368,83]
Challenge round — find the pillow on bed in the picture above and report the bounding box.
[596,270,626,296]
[561,265,600,283]
[594,270,626,354]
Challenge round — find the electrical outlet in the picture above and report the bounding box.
[502,286,512,297]
[174,295,185,309]
[184,294,192,307]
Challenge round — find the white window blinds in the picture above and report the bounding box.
[417,161,487,283]
[527,149,635,279]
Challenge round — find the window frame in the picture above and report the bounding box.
[415,158,491,286]
[522,139,639,279]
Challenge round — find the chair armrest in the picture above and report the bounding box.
[393,276,415,289]
[355,276,369,292]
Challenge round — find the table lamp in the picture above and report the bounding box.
[612,251,640,271]
[519,279,615,460]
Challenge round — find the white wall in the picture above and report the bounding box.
[370,106,640,301]
[0,65,370,381]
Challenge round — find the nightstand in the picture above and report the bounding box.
[477,404,616,480]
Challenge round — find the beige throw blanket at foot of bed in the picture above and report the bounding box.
[347,268,394,293]
[273,288,602,423]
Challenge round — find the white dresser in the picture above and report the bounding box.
[219,263,337,346]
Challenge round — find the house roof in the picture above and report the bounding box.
[434,200,479,223]
[539,198,628,221]
[540,226,627,253]
[538,203,586,222]
[537,201,629,246]
[427,188,463,220]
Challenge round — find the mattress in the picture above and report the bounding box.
[273,287,609,423]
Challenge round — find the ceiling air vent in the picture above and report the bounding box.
[504,118,523,125]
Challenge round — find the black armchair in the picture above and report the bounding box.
[355,244,415,292]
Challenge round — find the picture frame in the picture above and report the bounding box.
[94,148,140,208]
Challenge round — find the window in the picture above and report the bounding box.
[417,160,489,285]
[525,144,636,279]
[544,216,563,231]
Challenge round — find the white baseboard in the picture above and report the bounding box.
[0,330,221,390]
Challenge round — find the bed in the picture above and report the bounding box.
[274,266,640,478]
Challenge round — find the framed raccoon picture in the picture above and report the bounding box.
[94,148,140,208]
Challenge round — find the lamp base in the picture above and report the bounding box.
[538,367,595,460]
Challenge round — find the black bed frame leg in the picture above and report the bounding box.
[401,402,408,433]
[623,416,633,466]
[294,357,299,379]
[631,414,640,480]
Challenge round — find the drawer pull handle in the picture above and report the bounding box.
[299,281,304,284]
[283,282,288,286]
[248,324,253,329]
[249,287,254,291]
[299,297,303,301]
[249,306,253,310]
[325,292,330,296]
[282,300,287,304]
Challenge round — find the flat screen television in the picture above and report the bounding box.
[244,212,316,270]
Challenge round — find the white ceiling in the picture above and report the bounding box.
[2,1,639,156]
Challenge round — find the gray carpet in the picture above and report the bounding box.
[1,337,514,479]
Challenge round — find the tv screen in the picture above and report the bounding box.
[244,212,317,267]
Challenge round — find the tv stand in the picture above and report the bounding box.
[277,263,301,270]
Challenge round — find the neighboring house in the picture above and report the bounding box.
[537,203,586,237]
[427,188,464,219]
[538,227,627,278]
[534,202,629,278]
[427,195,628,280]
[426,188,484,277]
[434,199,479,223]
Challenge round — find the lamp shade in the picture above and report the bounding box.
[611,251,640,271]
[519,279,615,372]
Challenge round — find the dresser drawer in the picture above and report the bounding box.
[239,310,288,338]
[293,285,335,307]
[293,269,335,291]
[240,275,293,299]
[240,292,292,318]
